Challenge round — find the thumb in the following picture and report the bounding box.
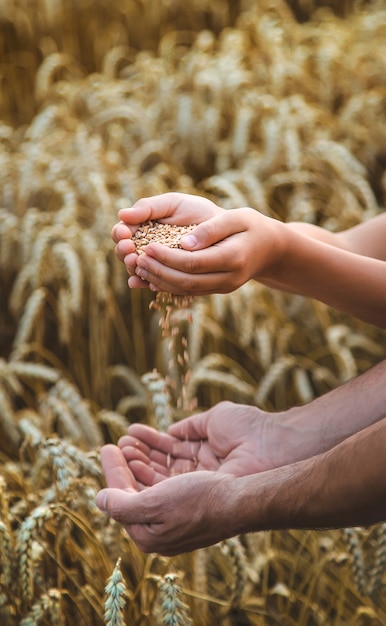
[96,487,137,523]
[180,211,242,251]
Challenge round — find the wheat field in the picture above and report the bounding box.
[1,0,386,624]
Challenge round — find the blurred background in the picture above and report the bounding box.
[1,1,386,624]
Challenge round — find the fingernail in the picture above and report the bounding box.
[135,267,146,279]
[96,491,107,513]
[181,234,198,249]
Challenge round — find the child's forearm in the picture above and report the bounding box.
[287,213,386,260]
[258,223,386,327]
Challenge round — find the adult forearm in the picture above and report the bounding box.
[237,417,386,535]
[259,225,386,327]
[267,360,386,467]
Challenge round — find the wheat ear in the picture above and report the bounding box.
[158,572,193,626]
[104,557,127,626]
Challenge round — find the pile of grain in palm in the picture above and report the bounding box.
[132,220,196,336]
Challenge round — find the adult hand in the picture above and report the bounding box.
[117,401,289,488]
[111,192,284,294]
[96,443,240,555]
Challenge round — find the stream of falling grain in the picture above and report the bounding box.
[133,220,197,413]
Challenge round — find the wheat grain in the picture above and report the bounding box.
[132,220,196,339]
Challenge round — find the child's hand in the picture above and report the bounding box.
[111,192,283,294]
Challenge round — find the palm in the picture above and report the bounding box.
[118,402,274,487]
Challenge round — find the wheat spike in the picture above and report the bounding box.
[219,536,248,607]
[34,52,81,103]
[326,325,358,382]
[104,557,127,626]
[0,385,21,449]
[17,505,53,606]
[40,393,84,442]
[366,524,386,597]
[41,438,76,492]
[10,288,46,360]
[141,370,173,432]
[254,355,296,406]
[344,527,367,597]
[54,379,103,447]
[18,411,44,446]
[97,410,130,439]
[52,241,83,313]
[158,572,193,626]
[187,365,256,403]
[0,210,18,269]
[292,367,315,404]
[8,361,59,383]
[0,518,14,589]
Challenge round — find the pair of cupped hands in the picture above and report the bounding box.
[96,192,286,554]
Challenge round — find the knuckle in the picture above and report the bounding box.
[180,275,198,293]
[130,525,158,554]
[184,254,199,274]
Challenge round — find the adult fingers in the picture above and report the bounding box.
[168,411,210,441]
[120,424,179,455]
[99,445,138,491]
